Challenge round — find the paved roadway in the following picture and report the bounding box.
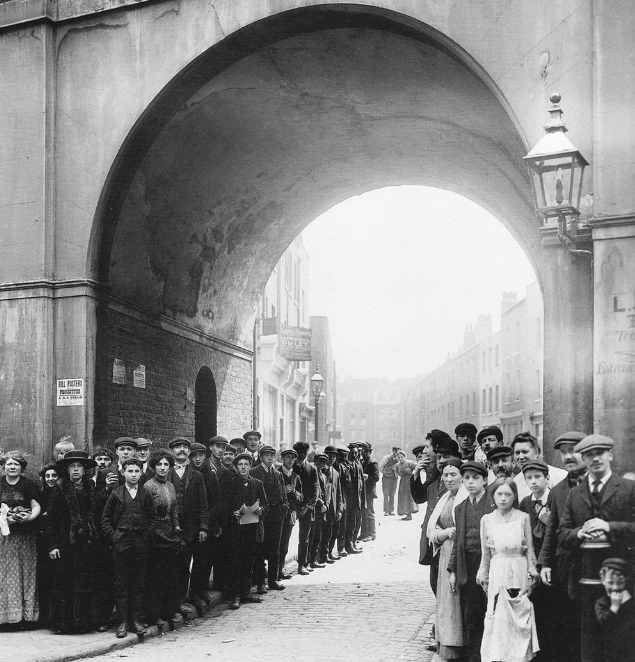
[85,509,436,662]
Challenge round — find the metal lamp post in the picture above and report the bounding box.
[523,93,591,260]
[310,366,324,443]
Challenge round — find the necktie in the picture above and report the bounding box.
[533,500,543,515]
[532,500,545,538]
[592,479,601,494]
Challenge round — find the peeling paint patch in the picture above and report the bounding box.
[538,51,552,83]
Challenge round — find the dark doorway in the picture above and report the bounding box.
[195,367,217,448]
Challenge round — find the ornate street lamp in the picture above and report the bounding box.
[310,366,324,443]
[524,93,591,260]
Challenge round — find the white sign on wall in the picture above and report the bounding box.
[57,379,84,406]
[133,365,146,389]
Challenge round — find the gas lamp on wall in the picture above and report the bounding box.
[523,93,591,261]
[310,366,324,443]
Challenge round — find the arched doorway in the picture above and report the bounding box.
[195,367,218,448]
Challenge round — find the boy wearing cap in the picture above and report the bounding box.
[278,449,303,580]
[558,434,635,662]
[101,458,158,638]
[595,558,635,662]
[448,461,494,662]
[455,423,478,462]
[250,445,288,592]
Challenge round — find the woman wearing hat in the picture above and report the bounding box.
[46,450,100,633]
[0,450,42,625]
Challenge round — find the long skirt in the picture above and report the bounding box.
[0,530,39,623]
[397,477,418,516]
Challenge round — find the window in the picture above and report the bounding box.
[488,348,492,370]
[360,413,367,426]
[482,389,486,414]
[473,392,477,415]
[390,430,397,439]
[389,410,397,419]
[482,352,486,371]
[535,370,542,399]
[495,345,500,367]
[488,387,493,413]
[350,414,356,426]
[495,385,499,412]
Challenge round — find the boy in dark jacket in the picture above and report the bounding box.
[101,458,158,638]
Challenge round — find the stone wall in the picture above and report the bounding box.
[93,304,252,447]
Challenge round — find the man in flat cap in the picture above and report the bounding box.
[320,447,344,563]
[167,437,209,611]
[308,453,330,568]
[292,441,319,575]
[558,434,635,662]
[378,446,400,516]
[455,423,478,462]
[486,445,514,484]
[345,443,365,554]
[250,445,288,592]
[207,435,229,475]
[512,431,568,501]
[243,431,262,466]
[360,442,379,542]
[96,437,147,497]
[537,431,587,662]
[134,438,154,481]
[277,449,303,581]
[477,426,504,470]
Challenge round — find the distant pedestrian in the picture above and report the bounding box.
[379,447,400,516]
[395,450,418,520]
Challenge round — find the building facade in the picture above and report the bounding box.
[309,316,337,447]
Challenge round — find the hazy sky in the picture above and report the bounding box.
[302,186,538,381]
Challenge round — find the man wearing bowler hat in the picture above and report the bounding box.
[558,434,635,662]
[250,444,288,592]
[167,437,209,610]
[292,441,319,575]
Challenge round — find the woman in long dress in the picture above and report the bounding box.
[47,450,99,633]
[0,451,42,625]
[426,458,468,661]
[395,450,418,520]
[477,478,540,662]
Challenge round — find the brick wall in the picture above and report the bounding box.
[93,306,252,447]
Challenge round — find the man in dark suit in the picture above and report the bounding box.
[558,434,635,662]
[167,437,209,610]
[134,438,155,482]
[345,443,365,554]
[360,442,379,542]
[448,461,495,662]
[320,448,344,564]
[308,453,329,568]
[411,432,459,595]
[277,448,303,580]
[325,445,346,561]
[250,445,288,592]
[335,445,356,556]
[243,430,262,466]
[221,453,269,610]
[292,441,319,575]
[96,437,143,496]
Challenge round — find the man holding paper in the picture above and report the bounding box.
[221,452,269,610]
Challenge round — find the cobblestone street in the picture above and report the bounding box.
[86,511,436,662]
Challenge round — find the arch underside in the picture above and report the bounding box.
[106,23,537,348]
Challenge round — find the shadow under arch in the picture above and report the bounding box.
[195,366,218,448]
[90,2,541,350]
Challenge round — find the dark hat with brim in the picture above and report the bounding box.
[233,452,254,466]
[55,450,97,470]
[122,458,144,470]
[168,436,192,449]
[280,449,298,458]
[293,441,310,452]
[574,434,614,455]
[225,445,237,454]
[436,438,461,457]
[243,430,262,441]
[259,445,277,456]
[314,453,329,462]
[455,423,478,437]
[600,557,631,577]
[553,431,587,449]
[486,445,513,462]
[134,438,153,449]
[412,444,426,456]
[324,445,338,454]
[189,443,207,455]
[209,435,229,447]
[477,426,503,444]
[522,459,550,476]
[114,437,138,449]
[460,461,488,479]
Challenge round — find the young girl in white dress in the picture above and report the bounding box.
[477,478,540,662]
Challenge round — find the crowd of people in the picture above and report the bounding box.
[411,422,635,662]
[0,432,380,639]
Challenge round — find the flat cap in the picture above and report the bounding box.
[225,445,237,454]
[425,429,453,446]
[134,438,153,449]
[168,436,191,448]
[460,461,488,479]
[336,445,350,454]
[477,426,503,443]
[412,444,426,456]
[122,458,144,470]
[209,435,229,446]
[233,452,254,466]
[574,434,614,455]
[314,453,329,462]
[293,441,310,452]
[553,431,587,449]
[259,445,277,455]
[114,437,138,449]
[601,557,631,577]
[189,442,207,454]
[521,459,550,475]
[392,446,401,452]
[455,423,478,437]
[324,445,338,454]
[230,437,245,446]
[486,445,513,461]
[436,438,461,457]
[243,430,262,440]
[280,448,297,458]
[348,442,360,448]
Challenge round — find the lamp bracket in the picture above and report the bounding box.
[555,211,593,263]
